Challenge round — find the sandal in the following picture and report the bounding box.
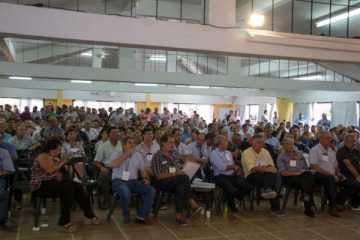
[84,216,101,225]
[59,223,77,233]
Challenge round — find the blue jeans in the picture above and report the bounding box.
[0,178,7,221]
[112,179,156,219]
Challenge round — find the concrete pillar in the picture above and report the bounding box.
[276,97,293,123]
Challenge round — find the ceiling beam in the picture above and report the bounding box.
[0,38,16,62]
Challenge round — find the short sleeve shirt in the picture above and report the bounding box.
[111,151,145,180]
[151,150,184,176]
[309,144,337,175]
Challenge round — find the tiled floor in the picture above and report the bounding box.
[2,192,360,240]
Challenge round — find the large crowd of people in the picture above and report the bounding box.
[1,103,360,231]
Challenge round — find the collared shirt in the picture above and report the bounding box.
[210,148,234,176]
[3,132,11,142]
[8,136,37,150]
[31,111,42,120]
[135,141,160,167]
[151,150,184,176]
[265,136,281,150]
[0,148,15,172]
[277,150,308,173]
[109,113,125,126]
[81,128,98,141]
[181,130,192,143]
[336,146,360,178]
[241,147,274,178]
[43,126,64,139]
[174,142,187,156]
[295,118,308,125]
[111,151,145,180]
[185,142,209,159]
[309,144,337,174]
[94,140,122,167]
[61,141,85,158]
[64,111,78,120]
[0,142,18,159]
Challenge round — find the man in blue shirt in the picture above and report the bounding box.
[316,113,331,128]
[0,147,15,229]
[210,135,252,212]
[111,136,156,225]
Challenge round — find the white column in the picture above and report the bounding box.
[205,0,236,27]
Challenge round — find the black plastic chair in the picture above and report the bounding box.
[106,192,140,222]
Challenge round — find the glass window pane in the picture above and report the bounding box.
[182,0,203,23]
[312,3,330,36]
[236,0,252,28]
[158,0,181,21]
[273,1,292,33]
[106,0,133,16]
[293,1,311,34]
[137,0,157,19]
[330,4,348,37]
[349,7,360,37]
[253,0,272,30]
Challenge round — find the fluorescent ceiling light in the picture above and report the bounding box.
[149,55,166,61]
[9,76,32,80]
[71,80,92,84]
[135,83,158,87]
[188,85,210,89]
[294,75,323,81]
[250,14,264,27]
[316,8,360,27]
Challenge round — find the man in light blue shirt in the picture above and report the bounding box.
[264,124,281,152]
[111,136,156,225]
[210,135,251,212]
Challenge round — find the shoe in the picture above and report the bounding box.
[73,177,82,183]
[351,205,360,211]
[304,207,315,218]
[84,217,101,225]
[329,207,341,218]
[261,188,277,199]
[159,202,168,210]
[59,223,77,233]
[14,201,22,209]
[192,206,204,215]
[175,218,188,227]
[335,204,345,212]
[271,210,285,217]
[1,219,14,228]
[134,217,153,225]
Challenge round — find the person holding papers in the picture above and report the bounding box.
[210,135,252,213]
[151,134,204,227]
[111,136,156,225]
[277,138,316,217]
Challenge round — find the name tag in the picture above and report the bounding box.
[122,171,130,181]
[146,154,153,162]
[225,154,231,162]
[322,154,328,162]
[161,161,167,165]
[290,158,297,167]
[169,166,176,173]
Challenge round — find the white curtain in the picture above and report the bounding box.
[331,102,358,127]
[73,100,135,110]
[236,104,247,124]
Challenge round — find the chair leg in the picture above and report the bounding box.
[106,193,117,223]
[33,197,42,230]
[294,189,299,205]
[282,187,291,211]
[250,188,254,211]
[321,186,326,211]
[153,191,165,219]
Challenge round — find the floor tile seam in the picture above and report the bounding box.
[197,216,232,240]
[111,217,130,240]
[229,213,282,240]
[157,218,181,240]
[304,228,334,240]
